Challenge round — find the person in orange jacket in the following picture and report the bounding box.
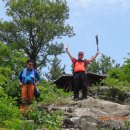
[66,46,99,101]
[18,59,40,113]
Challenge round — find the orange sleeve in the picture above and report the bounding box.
[86,59,91,64]
[71,57,76,63]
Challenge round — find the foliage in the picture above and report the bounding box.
[0,87,22,129]
[87,60,100,73]
[1,0,74,67]
[0,78,71,130]
[4,79,21,105]
[88,54,120,74]
[122,53,130,83]
[38,79,71,104]
[0,86,7,98]
[0,67,12,86]
[22,79,70,129]
[21,79,70,129]
[90,83,126,103]
[124,121,130,130]
[98,54,117,74]
[43,110,63,130]
[7,49,28,77]
[101,67,127,89]
[102,77,126,87]
[45,56,65,81]
[89,65,129,103]
[0,42,13,86]
[104,87,125,103]
[0,40,71,129]
[98,67,127,103]
[25,101,63,130]
[107,67,126,81]
[0,42,28,76]
[0,42,27,100]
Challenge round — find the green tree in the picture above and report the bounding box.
[122,53,130,83]
[99,54,117,74]
[0,42,12,86]
[45,56,65,81]
[87,59,100,73]
[0,41,27,77]
[0,41,27,97]
[87,54,119,74]
[0,0,74,68]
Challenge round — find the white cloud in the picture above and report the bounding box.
[68,0,130,14]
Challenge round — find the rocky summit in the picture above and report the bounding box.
[56,97,130,130]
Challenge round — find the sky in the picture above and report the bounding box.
[0,0,130,74]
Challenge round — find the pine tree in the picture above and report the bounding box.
[45,56,65,81]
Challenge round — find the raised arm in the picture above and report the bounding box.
[65,46,73,60]
[90,51,100,62]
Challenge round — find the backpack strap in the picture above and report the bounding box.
[73,59,77,66]
[74,59,87,66]
[72,59,77,74]
[83,59,87,68]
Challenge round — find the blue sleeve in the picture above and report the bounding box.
[18,71,23,81]
[35,71,40,82]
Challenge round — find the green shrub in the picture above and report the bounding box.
[37,79,71,104]
[124,121,130,130]
[21,79,70,129]
[5,79,21,98]
[98,67,128,103]
[0,94,22,129]
[0,78,71,130]
[25,101,63,130]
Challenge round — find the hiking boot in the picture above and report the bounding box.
[79,97,87,100]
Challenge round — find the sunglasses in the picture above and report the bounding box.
[28,63,34,66]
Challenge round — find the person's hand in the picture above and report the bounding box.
[35,82,38,86]
[64,44,68,52]
[19,82,23,86]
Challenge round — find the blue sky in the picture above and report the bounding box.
[0,0,130,74]
[62,0,130,73]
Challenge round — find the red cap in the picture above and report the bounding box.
[78,52,84,56]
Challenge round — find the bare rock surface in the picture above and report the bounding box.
[57,97,130,130]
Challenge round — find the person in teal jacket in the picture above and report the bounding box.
[18,59,40,113]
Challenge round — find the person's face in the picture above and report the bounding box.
[78,54,84,60]
[27,62,34,69]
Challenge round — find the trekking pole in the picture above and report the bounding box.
[95,35,99,51]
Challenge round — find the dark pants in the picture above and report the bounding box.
[73,72,87,99]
